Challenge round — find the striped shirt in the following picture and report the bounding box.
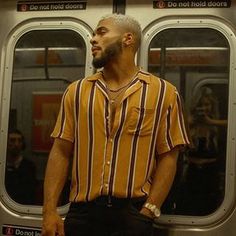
[51,70,190,202]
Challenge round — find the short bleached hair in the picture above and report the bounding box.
[99,14,142,51]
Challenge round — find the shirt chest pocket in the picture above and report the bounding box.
[126,107,155,136]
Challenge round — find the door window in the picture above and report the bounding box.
[6,29,86,206]
[148,28,229,216]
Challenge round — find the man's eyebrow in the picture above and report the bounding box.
[93,26,108,35]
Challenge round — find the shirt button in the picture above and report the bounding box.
[110,138,113,142]
[104,184,108,188]
[107,161,110,165]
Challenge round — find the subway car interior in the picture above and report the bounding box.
[0,0,236,235]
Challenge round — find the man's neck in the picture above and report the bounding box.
[102,61,139,89]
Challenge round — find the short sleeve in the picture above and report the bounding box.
[156,87,190,155]
[51,83,76,142]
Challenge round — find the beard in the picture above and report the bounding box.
[92,39,122,69]
[8,147,21,157]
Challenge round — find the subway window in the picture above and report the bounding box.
[148,28,229,216]
[6,29,86,206]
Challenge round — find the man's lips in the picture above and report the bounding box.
[91,46,101,54]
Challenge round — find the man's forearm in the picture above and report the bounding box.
[43,139,72,214]
[43,157,69,213]
[147,147,179,209]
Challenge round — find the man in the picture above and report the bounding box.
[5,129,36,204]
[42,14,189,236]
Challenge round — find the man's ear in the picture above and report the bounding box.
[122,32,134,46]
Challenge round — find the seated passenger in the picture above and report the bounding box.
[5,129,37,204]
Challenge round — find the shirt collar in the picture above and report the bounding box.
[87,69,150,84]
[87,71,103,81]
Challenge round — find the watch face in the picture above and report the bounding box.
[154,208,161,217]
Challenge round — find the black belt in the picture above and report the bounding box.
[94,196,146,207]
[71,196,146,208]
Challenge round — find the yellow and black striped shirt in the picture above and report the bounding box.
[52,70,190,202]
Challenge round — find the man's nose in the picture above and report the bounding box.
[13,141,19,147]
[90,35,98,45]
[90,37,95,45]
[14,139,22,147]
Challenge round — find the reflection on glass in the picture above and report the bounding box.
[6,30,86,205]
[183,86,226,215]
[148,28,229,216]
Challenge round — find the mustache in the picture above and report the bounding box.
[91,46,101,51]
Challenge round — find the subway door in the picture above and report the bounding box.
[126,1,236,236]
[0,1,113,235]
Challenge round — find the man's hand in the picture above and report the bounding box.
[42,212,64,236]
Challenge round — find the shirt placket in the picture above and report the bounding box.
[102,99,117,195]
[101,82,142,195]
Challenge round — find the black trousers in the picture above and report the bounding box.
[64,197,154,236]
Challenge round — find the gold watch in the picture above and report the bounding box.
[144,203,161,218]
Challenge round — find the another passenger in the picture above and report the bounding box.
[5,128,37,204]
[183,87,223,215]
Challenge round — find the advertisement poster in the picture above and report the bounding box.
[32,92,63,152]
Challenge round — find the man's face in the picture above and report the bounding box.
[7,133,23,157]
[90,18,123,68]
